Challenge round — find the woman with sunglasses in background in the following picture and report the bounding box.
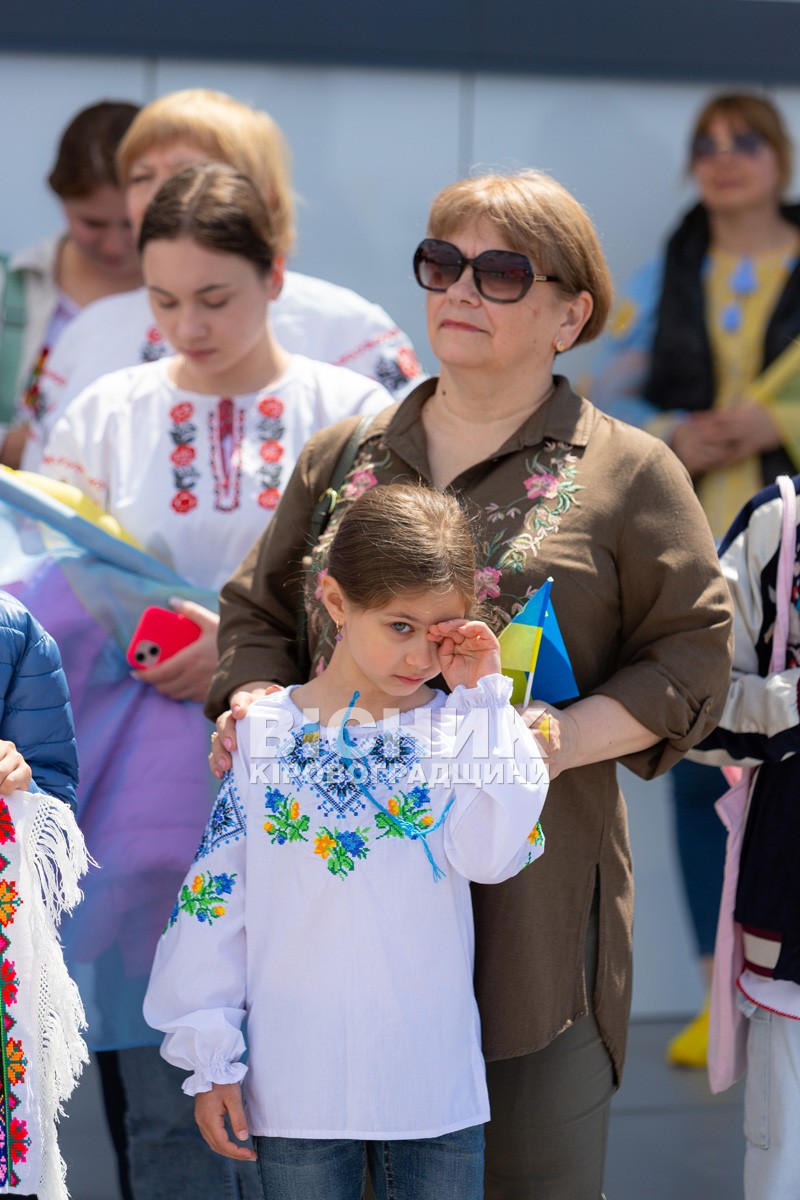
[589,92,800,1071]
[207,169,733,1200]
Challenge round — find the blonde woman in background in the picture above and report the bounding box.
[22,87,423,469]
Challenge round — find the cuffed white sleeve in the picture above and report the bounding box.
[159,1011,249,1097]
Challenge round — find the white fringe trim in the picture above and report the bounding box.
[23,793,92,1200]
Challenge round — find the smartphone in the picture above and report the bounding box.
[126,606,203,669]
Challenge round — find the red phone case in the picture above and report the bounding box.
[126,606,203,669]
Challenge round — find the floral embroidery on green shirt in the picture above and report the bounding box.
[482,440,582,585]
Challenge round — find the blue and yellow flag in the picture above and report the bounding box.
[499,577,579,706]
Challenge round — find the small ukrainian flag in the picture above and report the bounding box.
[499,577,579,707]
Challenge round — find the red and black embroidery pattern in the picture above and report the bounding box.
[168,402,199,514]
[140,325,169,364]
[255,395,286,510]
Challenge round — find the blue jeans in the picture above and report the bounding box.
[670,757,728,957]
[254,1126,484,1200]
[118,1045,264,1200]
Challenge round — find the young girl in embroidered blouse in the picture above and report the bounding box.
[144,484,549,1200]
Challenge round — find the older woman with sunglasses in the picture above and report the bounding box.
[589,91,800,1069]
[207,169,732,1200]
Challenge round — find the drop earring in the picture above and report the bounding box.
[335,622,344,643]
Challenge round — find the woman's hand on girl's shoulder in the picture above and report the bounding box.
[210,683,283,778]
[428,619,501,691]
[194,1082,257,1161]
[0,741,32,795]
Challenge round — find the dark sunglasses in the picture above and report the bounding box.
[413,238,560,304]
[691,130,765,160]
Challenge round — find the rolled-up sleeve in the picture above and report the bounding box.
[591,435,734,777]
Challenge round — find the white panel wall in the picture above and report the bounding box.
[0,54,152,250]
[1,51,790,1014]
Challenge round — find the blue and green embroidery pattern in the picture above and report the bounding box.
[263,787,310,844]
[196,773,246,860]
[313,826,370,879]
[166,871,237,929]
[374,786,435,840]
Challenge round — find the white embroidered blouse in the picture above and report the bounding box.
[143,677,548,1139]
[38,354,390,591]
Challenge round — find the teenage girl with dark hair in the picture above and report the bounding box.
[0,100,142,466]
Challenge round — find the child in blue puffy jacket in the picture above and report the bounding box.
[0,591,83,1198]
[0,589,78,809]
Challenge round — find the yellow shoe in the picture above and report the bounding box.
[666,996,709,1068]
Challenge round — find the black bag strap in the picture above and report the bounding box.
[296,413,375,678]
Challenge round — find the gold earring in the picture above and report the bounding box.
[335,622,343,643]
[555,340,567,353]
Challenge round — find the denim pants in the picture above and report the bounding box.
[670,757,728,956]
[254,1125,484,1200]
[740,996,800,1200]
[117,1045,264,1200]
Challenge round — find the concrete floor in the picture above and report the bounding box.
[606,1018,745,1200]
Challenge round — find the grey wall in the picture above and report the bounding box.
[0,49,782,1015]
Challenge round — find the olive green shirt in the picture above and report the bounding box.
[209,376,733,1082]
